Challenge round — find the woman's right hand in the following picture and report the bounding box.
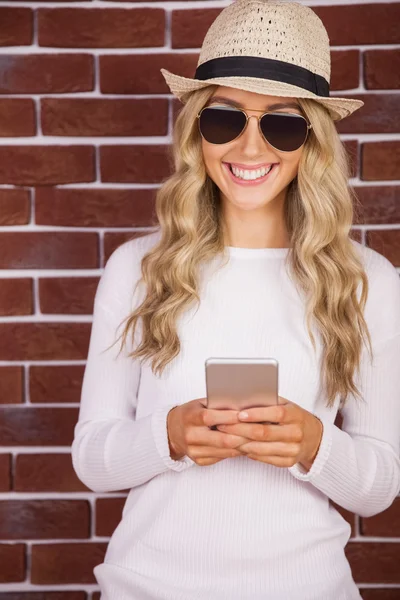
[167,398,249,466]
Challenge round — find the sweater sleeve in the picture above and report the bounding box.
[288,257,400,518]
[288,333,400,517]
[71,241,195,494]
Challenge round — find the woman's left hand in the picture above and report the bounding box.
[216,396,323,470]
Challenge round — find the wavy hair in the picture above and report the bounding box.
[110,85,373,410]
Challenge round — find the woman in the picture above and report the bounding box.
[71,1,400,598]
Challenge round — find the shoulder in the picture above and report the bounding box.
[351,239,399,293]
[104,229,161,274]
[96,229,162,310]
[351,240,400,342]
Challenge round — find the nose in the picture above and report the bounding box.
[237,113,268,154]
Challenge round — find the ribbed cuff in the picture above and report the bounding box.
[288,416,333,481]
[151,404,196,471]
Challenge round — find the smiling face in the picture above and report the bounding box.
[200,86,307,246]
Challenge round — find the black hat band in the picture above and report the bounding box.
[194,55,330,97]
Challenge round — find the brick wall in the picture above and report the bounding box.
[0,0,399,598]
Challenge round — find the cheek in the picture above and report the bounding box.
[282,150,302,178]
[202,143,225,174]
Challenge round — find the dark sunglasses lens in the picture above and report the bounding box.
[199,107,246,144]
[260,113,308,152]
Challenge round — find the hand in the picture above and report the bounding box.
[167,398,251,466]
[215,397,323,471]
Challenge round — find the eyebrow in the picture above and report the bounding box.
[207,95,301,111]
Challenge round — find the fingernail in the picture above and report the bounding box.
[239,411,249,419]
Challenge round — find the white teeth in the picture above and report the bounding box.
[230,164,273,180]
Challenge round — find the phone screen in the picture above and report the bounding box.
[205,357,279,414]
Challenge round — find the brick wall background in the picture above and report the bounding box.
[0,0,399,598]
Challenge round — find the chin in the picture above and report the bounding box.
[228,196,274,210]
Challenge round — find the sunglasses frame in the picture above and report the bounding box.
[197,104,313,153]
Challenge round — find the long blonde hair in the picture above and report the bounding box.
[111,85,373,410]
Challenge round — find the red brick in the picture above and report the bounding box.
[31,542,107,584]
[346,542,400,583]
[0,366,24,405]
[0,54,93,94]
[14,454,90,492]
[0,8,33,46]
[0,455,11,492]
[38,8,165,48]
[362,142,400,180]
[360,590,400,600]
[366,230,400,268]
[0,407,79,446]
[349,229,362,245]
[360,497,400,537]
[100,144,171,183]
[0,99,35,136]
[0,278,33,316]
[364,49,400,89]
[0,500,89,540]
[0,594,87,600]
[0,544,25,582]
[0,232,98,269]
[0,323,91,361]
[100,53,198,94]
[103,231,149,264]
[171,8,222,49]
[39,277,99,314]
[96,497,126,537]
[0,188,30,225]
[29,365,85,404]
[41,97,167,136]
[0,146,95,185]
[313,4,400,45]
[353,186,400,225]
[35,187,156,227]
[330,50,359,91]
[335,94,400,134]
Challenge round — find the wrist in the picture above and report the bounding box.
[300,414,323,471]
[167,407,185,460]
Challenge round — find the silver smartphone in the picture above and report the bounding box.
[205,357,280,430]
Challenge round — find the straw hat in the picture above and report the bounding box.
[160,0,363,121]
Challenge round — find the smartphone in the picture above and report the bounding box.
[205,357,280,430]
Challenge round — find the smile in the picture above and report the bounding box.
[223,162,278,186]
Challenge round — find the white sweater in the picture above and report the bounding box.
[72,230,400,600]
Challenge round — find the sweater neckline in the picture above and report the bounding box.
[225,246,290,258]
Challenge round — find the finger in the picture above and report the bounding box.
[189,425,249,449]
[217,423,301,443]
[247,455,296,468]
[206,431,249,449]
[201,408,240,428]
[216,432,250,448]
[237,402,292,424]
[238,441,301,457]
[190,446,243,459]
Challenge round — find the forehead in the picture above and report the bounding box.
[209,87,300,110]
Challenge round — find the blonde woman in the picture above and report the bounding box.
[71,1,400,599]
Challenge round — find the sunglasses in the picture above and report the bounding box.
[197,105,312,153]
